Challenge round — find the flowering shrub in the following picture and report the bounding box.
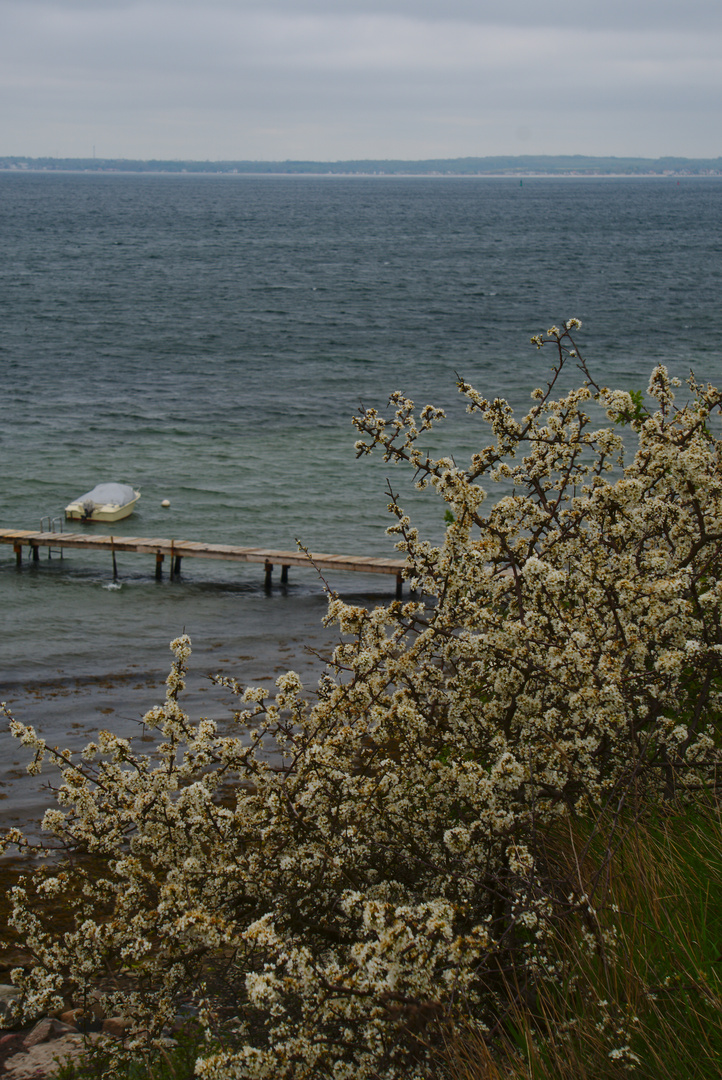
[3,323,722,1078]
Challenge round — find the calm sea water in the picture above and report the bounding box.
[2,173,722,824]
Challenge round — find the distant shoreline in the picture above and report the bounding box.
[2,154,722,178]
[1,171,717,181]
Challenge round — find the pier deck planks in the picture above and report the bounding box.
[0,528,408,590]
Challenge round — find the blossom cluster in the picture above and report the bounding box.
[3,323,722,1077]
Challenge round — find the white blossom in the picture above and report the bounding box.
[4,326,722,1078]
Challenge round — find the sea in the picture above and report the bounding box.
[2,172,722,828]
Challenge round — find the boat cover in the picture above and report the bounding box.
[76,483,136,507]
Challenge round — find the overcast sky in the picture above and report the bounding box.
[1,0,720,161]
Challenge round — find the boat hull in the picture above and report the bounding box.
[65,490,141,523]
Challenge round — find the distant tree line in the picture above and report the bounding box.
[2,154,722,175]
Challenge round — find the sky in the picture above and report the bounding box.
[1,0,720,162]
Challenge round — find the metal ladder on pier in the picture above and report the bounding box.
[40,516,65,560]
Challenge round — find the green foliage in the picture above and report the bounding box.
[441,798,722,1079]
[51,1028,213,1080]
[613,388,646,425]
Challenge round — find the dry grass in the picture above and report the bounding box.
[438,798,722,1080]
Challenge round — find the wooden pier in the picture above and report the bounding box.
[0,528,409,596]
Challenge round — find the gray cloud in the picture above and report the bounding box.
[1,0,720,159]
[12,0,722,30]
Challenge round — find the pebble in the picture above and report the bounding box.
[0,985,21,1021]
[23,1017,77,1048]
[0,995,191,1077]
[4,1032,88,1079]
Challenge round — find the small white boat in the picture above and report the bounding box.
[65,483,141,523]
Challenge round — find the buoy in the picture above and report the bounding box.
[161,499,170,508]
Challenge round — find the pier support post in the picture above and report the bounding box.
[0,532,408,592]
